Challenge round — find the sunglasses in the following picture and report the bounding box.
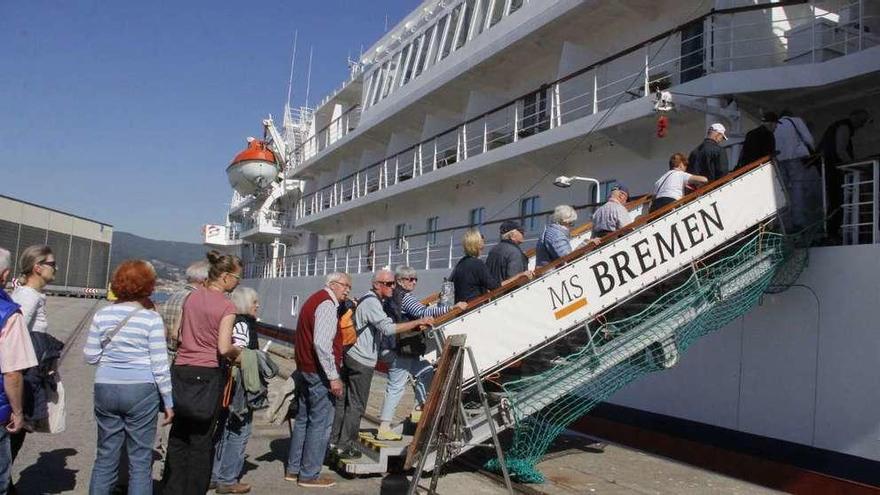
[226,272,241,280]
[401,277,418,282]
[376,281,395,287]
[39,261,58,269]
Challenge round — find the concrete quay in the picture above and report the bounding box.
[11,296,780,494]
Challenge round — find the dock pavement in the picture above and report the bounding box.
[11,296,779,494]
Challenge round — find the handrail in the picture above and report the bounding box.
[428,156,773,327]
[419,195,654,306]
[293,104,361,156]
[293,0,833,218]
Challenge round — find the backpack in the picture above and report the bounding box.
[337,299,358,347]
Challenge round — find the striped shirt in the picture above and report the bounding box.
[83,303,173,408]
[401,292,450,319]
[313,290,339,380]
[536,223,572,267]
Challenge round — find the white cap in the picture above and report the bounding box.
[708,123,727,140]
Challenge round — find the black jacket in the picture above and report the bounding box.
[688,138,729,182]
[486,240,528,282]
[737,125,775,168]
[449,256,500,303]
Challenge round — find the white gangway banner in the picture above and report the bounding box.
[435,162,787,381]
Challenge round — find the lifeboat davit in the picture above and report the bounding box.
[226,139,280,196]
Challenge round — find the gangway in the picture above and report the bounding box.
[340,159,794,481]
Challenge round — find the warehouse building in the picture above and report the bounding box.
[0,194,112,295]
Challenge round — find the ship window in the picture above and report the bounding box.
[508,0,523,15]
[291,295,300,317]
[454,0,475,51]
[345,234,353,253]
[400,41,417,87]
[371,62,387,106]
[520,196,541,231]
[469,207,485,230]
[395,223,407,250]
[421,24,438,74]
[364,70,379,108]
[426,216,440,244]
[470,0,490,40]
[487,0,505,28]
[383,55,400,98]
[440,6,462,61]
[327,239,334,252]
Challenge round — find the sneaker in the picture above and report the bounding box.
[376,428,402,441]
[283,472,298,482]
[215,483,251,494]
[297,475,337,488]
[336,447,362,460]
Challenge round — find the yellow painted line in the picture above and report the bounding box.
[554,297,587,320]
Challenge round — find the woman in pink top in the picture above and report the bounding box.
[162,250,242,495]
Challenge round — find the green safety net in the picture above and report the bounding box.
[485,225,810,483]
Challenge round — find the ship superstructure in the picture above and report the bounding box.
[206,0,880,482]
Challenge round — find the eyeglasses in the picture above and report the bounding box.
[226,272,241,280]
[39,261,58,269]
[401,277,418,282]
[331,281,352,290]
[376,281,395,287]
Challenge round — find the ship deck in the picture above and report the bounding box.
[10,296,855,494]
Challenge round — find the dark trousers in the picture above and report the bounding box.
[162,365,223,495]
[823,161,844,239]
[330,355,374,451]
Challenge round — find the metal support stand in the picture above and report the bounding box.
[407,343,514,495]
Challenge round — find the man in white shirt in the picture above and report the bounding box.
[775,111,821,231]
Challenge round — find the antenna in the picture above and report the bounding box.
[305,46,314,109]
[385,14,389,32]
[285,30,298,109]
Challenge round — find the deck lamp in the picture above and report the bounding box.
[554,175,601,205]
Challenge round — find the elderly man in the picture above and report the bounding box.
[158,260,209,352]
[689,123,730,182]
[286,272,351,488]
[330,270,432,460]
[592,184,633,238]
[487,220,533,283]
[0,248,39,493]
[536,205,578,267]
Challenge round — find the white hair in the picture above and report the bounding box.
[395,265,417,280]
[552,205,578,225]
[230,286,259,314]
[0,248,11,274]
[325,272,350,286]
[186,260,210,283]
[372,269,394,282]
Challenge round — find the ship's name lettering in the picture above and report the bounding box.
[590,202,725,297]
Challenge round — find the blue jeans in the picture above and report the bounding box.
[90,383,160,495]
[379,352,434,422]
[286,371,335,481]
[212,410,253,485]
[0,425,10,495]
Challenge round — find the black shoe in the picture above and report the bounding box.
[336,447,362,460]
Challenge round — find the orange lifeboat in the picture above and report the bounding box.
[226,139,280,196]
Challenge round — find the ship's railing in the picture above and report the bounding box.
[840,158,880,245]
[244,201,611,279]
[295,106,361,164]
[239,211,296,234]
[293,0,877,221]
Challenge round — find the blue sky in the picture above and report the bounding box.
[1,1,416,242]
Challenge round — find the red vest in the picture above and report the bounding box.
[294,289,342,376]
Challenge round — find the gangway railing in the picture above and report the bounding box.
[340,158,796,479]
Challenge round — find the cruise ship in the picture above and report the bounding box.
[205,0,880,485]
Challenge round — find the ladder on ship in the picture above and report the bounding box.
[339,159,797,481]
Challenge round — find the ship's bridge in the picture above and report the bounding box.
[285,0,879,231]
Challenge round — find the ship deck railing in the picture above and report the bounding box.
[290,0,877,222]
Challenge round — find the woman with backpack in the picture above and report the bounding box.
[376,266,467,440]
[83,260,174,495]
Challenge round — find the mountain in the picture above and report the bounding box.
[111,232,208,282]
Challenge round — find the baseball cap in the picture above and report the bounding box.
[611,183,630,196]
[499,220,524,235]
[708,123,728,140]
